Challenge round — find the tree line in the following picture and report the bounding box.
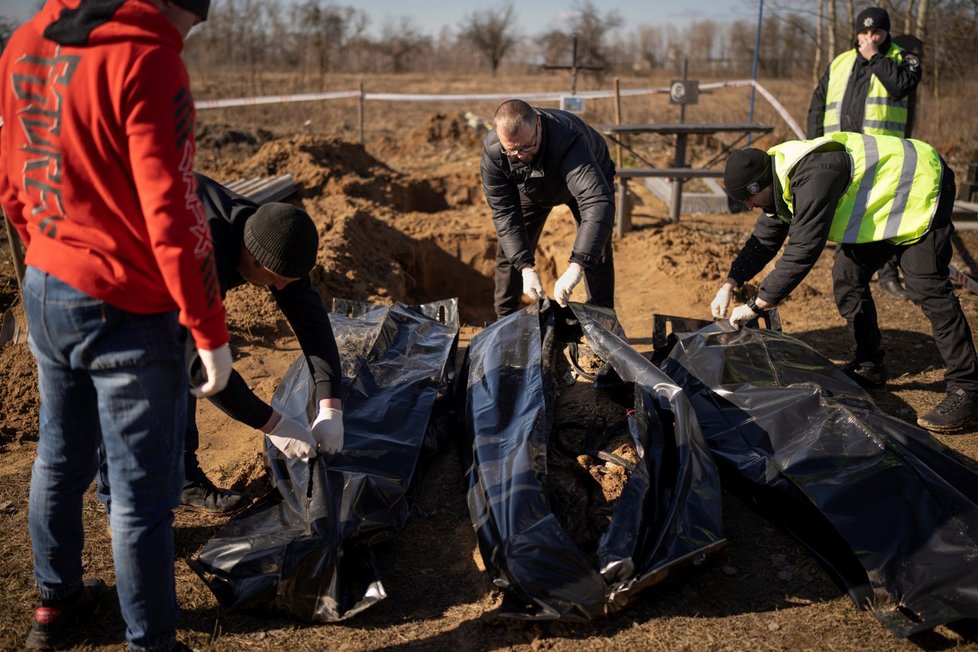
[2,0,976,90]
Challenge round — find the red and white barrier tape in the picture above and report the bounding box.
[194,80,803,136]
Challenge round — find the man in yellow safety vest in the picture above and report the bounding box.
[807,6,922,300]
[711,133,978,434]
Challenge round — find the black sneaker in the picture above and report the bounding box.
[917,388,978,433]
[25,578,107,650]
[180,477,245,514]
[842,359,887,389]
[879,278,911,300]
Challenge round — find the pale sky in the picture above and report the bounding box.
[2,0,760,34]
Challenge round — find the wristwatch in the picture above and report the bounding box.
[746,296,764,313]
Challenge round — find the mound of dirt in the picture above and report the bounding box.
[217,134,395,197]
[0,339,37,450]
[193,123,274,173]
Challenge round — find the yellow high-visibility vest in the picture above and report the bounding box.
[822,44,909,137]
[768,132,941,244]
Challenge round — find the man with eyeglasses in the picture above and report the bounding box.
[481,99,616,318]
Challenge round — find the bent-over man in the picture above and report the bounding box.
[481,99,616,318]
[711,133,978,433]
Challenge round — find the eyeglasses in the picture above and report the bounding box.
[501,119,540,157]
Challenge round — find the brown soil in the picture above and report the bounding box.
[3,75,978,651]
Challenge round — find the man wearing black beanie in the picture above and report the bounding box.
[807,6,922,300]
[712,134,978,434]
[99,173,345,514]
[179,173,345,510]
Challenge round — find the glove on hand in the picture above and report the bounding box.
[553,263,585,307]
[191,344,233,398]
[267,415,317,459]
[710,285,732,319]
[729,303,760,330]
[521,267,544,301]
[311,407,344,454]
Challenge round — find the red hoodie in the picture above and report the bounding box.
[0,0,228,350]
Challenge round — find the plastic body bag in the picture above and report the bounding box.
[189,299,459,622]
[460,301,725,620]
[658,323,978,637]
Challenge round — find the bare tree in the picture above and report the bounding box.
[915,0,929,41]
[846,0,855,42]
[903,0,915,33]
[632,25,666,71]
[457,3,516,76]
[827,0,836,58]
[377,17,432,73]
[813,0,824,84]
[294,1,368,77]
[567,0,622,71]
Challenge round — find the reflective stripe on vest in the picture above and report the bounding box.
[822,44,909,137]
[768,132,941,244]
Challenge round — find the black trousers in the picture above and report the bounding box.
[832,165,978,392]
[878,256,901,282]
[493,196,615,318]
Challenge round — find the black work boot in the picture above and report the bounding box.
[180,475,245,514]
[26,578,107,650]
[842,359,887,390]
[917,388,978,433]
[879,278,911,300]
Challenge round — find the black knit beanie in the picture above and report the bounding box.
[170,0,210,20]
[855,7,889,33]
[244,204,319,278]
[723,148,773,201]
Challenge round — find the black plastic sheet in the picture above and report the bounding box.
[658,322,978,636]
[460,301,725,620]
[189,299,459,622]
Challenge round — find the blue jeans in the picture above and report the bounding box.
[24,267,186,651]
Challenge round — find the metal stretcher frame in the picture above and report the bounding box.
[597,123,773,231]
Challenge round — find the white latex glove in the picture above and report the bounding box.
[311,407,344,454]
[728,303,760,330]
[191,344,233,398]
[521,267,544,302]
[553,262,585,307]
[710,285,732,319]
[267,415,317,459]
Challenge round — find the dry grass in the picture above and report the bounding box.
[189,71,978,181]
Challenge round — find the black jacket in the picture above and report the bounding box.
[806,37,921,138]
[480,108,615,269]
[192,173,342,428]
[727,149,852,305]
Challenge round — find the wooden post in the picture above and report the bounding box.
[670,59,690,223]
[571,36,579,95]
[613,78,629,238]
[358,79,365,146]
[2,206,25,293]
[670,133,687,223]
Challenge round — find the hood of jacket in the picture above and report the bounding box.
[38,0,182,51]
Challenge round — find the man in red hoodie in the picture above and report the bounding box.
[0,1,229,649]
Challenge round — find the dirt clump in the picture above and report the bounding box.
[548,342,639,557]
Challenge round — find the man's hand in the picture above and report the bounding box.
[267,415,317,459]
[710,285,733,319]
[521,267,544,302]
[311,407,344,454]
[191,344,232,398]
[729,303,760,330]
[553,263,585,307]
[858,32,881,59]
